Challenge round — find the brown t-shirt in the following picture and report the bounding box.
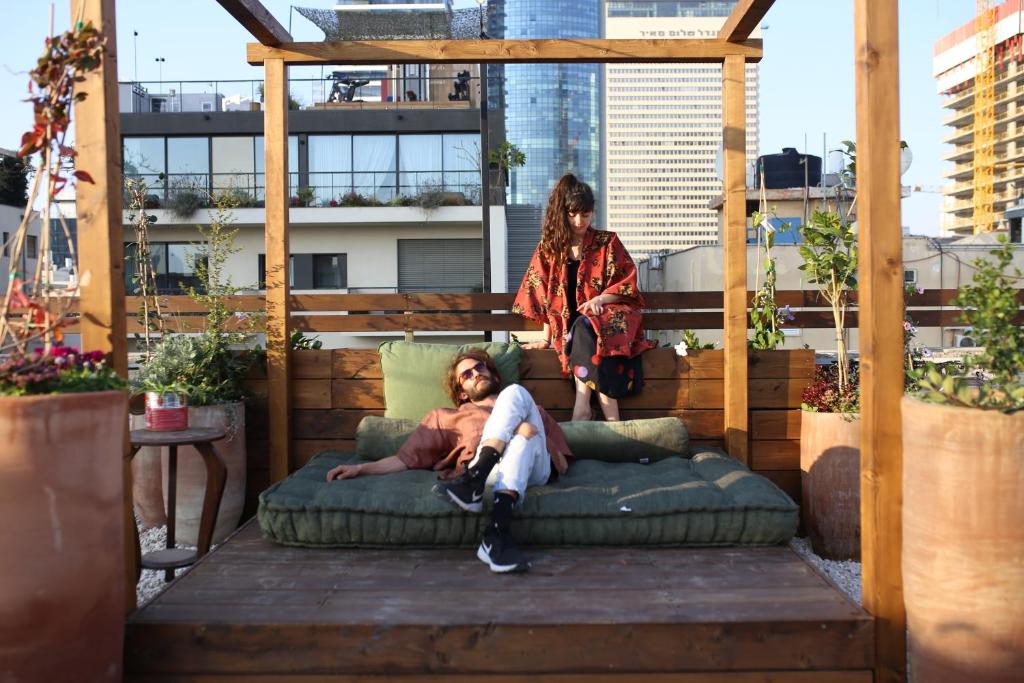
[395,400,572,478]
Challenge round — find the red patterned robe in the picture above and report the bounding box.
[512,228,656,375]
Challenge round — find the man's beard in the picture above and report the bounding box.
[464,376,498,402]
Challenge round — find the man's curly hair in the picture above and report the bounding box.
[445,349,502,406]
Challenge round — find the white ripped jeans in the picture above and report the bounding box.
[479,384,551,500]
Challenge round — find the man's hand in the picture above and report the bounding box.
[326,464,362,481]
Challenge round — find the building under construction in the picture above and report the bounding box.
[935,0,1024,236]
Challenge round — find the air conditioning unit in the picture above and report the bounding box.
[201,101,214,112]
[953,327,977,348]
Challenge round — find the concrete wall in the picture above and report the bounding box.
[0,205,41,290]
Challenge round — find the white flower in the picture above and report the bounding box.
[760,217,775,234]
[674,340,688,357]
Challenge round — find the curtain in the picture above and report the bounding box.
[353,135,397,201]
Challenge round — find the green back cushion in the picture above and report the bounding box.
[356,414,687,463]
[378,341,522,422]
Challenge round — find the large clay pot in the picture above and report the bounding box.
[800,410,861,560]
[902,396,1024,683]
[0,391,128,682]
[131,401,246,545]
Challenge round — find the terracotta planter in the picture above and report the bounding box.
[800,410,861,560]
[902,396,1024,683]
[131,401,246,545]
[0,391,128,682]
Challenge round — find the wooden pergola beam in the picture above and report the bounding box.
[247,38,763,66]
[719,0,775,43]
[216,0,291,46]
[854,0,907,681]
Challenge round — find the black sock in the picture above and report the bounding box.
[489,492,516,535]
[467,446,500,482]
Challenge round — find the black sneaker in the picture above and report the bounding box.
[433,473,485,513]
[476,528,530,573]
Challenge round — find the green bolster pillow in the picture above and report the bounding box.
[559,417,688,463]
[355,415,688,463]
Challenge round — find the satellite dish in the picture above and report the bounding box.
[958,335,976,348]
[900,146,913,176]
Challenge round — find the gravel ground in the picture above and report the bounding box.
[135,520,199,608]
[789,536,863,605]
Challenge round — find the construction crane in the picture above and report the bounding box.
[972,0,997,233]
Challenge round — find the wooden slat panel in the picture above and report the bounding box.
[751,410,802,440]
[264,57,291,483]
[686,350,724,379]
[292,350,332,379]
[293,409,382,440]
[689,439,726,451]
[215,0,292,46]
[749,350,815,379]
[331,349,382,379]
[247,38,764,66]
[293,440,355,467]
[751,440,800,470]
[855,0,907,680]
[522,348,687,380]
[330,379,385,409]
[757,469,801,502]
[521,379,691,411]
[720,0,776,42]
[294,313,539,333]
[293,380,331,409]
[124,672,873,682]
[749,379,807,409]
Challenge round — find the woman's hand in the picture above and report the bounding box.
[578,294,609,316]
[326,464,362,481]
[521,340,550,350]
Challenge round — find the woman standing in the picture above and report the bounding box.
[513,174,655,421]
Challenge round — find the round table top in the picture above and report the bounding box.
[130,426,227,446]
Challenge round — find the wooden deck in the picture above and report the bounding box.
[125,521,873,681]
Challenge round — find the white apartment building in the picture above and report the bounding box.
[603,0,760,259]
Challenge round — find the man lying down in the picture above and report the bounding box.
[327,349,572,574]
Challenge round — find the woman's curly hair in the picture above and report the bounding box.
[444,348,502,406]
[539,173,595,268]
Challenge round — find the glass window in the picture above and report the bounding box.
[123,137,166,192]
[399,134,442,197]
[313,254,346,289]
[168,243,199,276]
[26,235,37,259]
[442,133,479,201]
[309,135,353,205]
[258,254,296,289]
[353,135,396,201]
[254,135,299,200]
[167,137,209,194]
[212,137,256,198]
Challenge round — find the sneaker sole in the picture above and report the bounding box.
[431,483,483,513]
[477,544,529,573]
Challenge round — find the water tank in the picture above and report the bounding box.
[755,148,822,189]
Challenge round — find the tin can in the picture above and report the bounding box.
[144,391,188,432]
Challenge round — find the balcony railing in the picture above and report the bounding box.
[125,170,482,210]
[118,75,485,114]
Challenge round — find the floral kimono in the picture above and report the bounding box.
[513,227,655,377]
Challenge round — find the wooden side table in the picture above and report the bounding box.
[128,427,227,581]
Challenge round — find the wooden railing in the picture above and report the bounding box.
[30,289,1024,334]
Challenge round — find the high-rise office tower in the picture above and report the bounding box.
[934,0,1024,236]
[603,1,759,259]
[489,0,602,289]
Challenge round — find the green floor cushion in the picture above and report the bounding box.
[379,341,522,422]
[258,447,798,548]
[355,415,688,463]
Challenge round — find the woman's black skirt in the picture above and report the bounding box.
[565,316,643,399]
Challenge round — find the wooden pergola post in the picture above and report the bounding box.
[72,0,131,611]
[722,53,749,464]
[854,0,907,681]
[264,57,292,483]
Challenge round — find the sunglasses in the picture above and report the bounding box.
[458,361,488,382]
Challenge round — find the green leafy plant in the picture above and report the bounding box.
[749,209,794,350]
[124,176,165,359]
[135,193,261,405]
[215,186,257,209]
[0,154,29,207]
[385,194,414,207]
[801,362,860,415]
[914,237,1024,411]
[168,182,206,218]
[339,191,383,207]
[414,180,446,210]
[290,329,323,351]
[798,209,858,395]
[295,186,315,207]
[488,141,526,187]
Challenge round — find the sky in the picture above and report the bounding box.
[0,0,978,235]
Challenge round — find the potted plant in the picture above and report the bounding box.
[0,21,130,683]
[131,193,261,545]
[797,208,861,560]
[902,235,1024,683]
